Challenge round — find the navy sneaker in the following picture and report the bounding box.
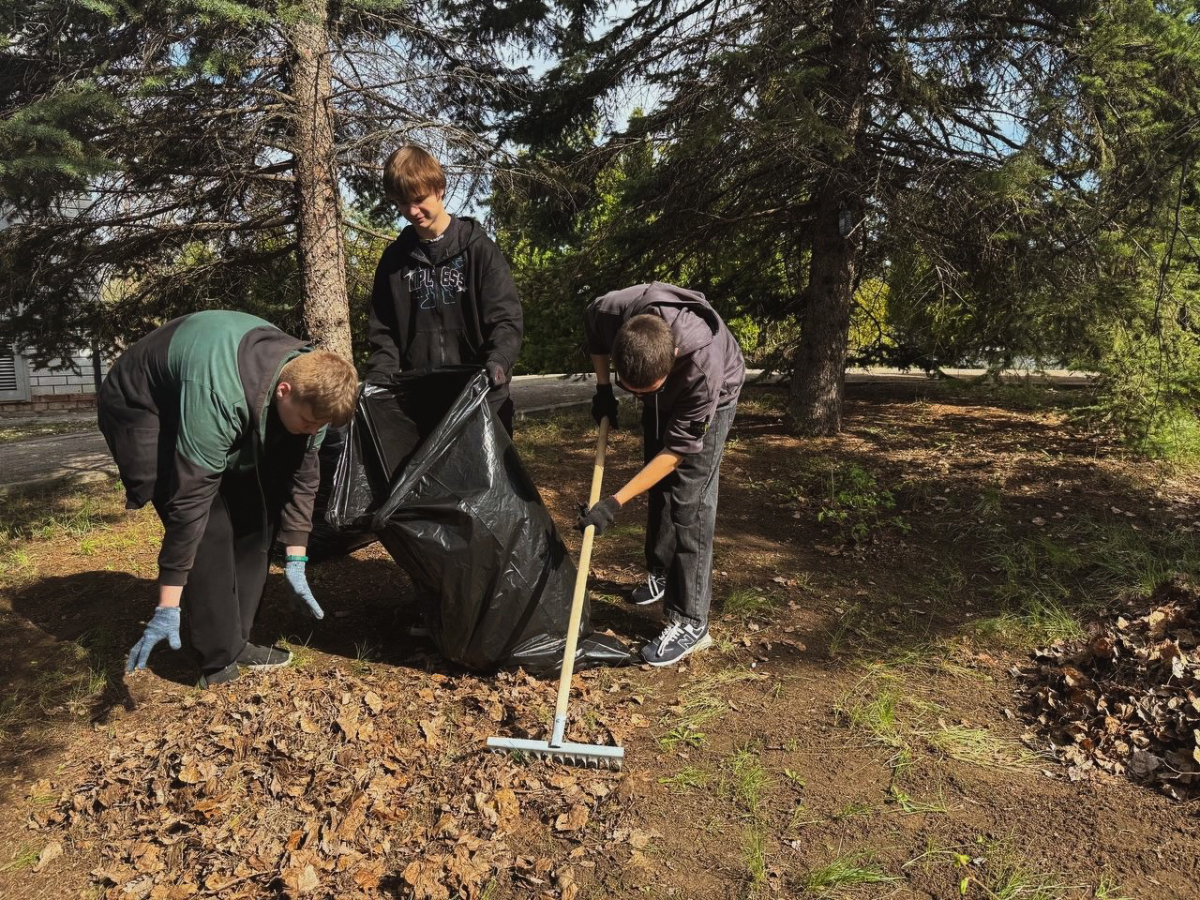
[630,572,666,606]
[235,643,292,669]
[641,621,712,667]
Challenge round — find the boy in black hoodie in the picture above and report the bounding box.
[365,145,523,434]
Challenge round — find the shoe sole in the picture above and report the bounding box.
[643,633,713,667]
[627,593,663,606]
[240,649,293,670]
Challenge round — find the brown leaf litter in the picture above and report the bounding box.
[1019,575,1200,799]
[28,665,646,898]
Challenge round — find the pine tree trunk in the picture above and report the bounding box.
[287,0,352,359]
[789,187,857,434]
[787,1,871,436]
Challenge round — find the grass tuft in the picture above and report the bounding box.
[802,853,899,894]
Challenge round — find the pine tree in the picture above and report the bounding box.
[505,0,1195,435]
[0,0,534,363]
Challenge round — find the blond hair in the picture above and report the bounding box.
[383,145,447,202]
[279,351,358,427]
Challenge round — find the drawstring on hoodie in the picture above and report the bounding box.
[655,392,659,438]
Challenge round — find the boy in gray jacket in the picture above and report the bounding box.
[578,282,745,666]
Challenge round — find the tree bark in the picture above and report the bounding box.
[286,0,352,359]
[787,1,871,435]
[789,184,858,434]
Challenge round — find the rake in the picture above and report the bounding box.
[486,417,625,769]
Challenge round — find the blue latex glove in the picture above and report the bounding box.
[126,606,182,672]
[285,559,325,619]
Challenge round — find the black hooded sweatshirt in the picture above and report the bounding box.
[365,216,523,399]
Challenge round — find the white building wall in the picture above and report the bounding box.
[27,348,109,396]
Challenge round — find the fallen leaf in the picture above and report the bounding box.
[555,804,589,832]
[32,840,62,873]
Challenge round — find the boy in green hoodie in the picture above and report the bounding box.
[98,311,359,686]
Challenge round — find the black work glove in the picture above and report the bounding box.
[591,383,619,429]
[486,358,508,389]
[576,496,621,535]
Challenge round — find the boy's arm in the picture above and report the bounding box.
[591,354,611,384]
[478,250,523,374]
[156,383,237,587]
[277,429,325,548]
[366,259,401,381]
[614,450,681,505]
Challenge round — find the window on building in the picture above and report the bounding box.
[0,347,31,401]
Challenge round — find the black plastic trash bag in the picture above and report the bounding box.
[328,367,632,674]
[306,424,378,562]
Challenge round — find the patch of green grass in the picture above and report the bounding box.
[659,724,706,751]
[280,636,316,669]
[835,671,916,751]
[923,724,1043,770]
[659,766,710,793]
[1093,874,1132,900]
[656,668,759,752]
[972,480,1004,518]
[973,517,1200,652]
[970,596,1085,649]
[972,863,1079,900]
[0,419,97,443]
[801,852,899,894]
[722,587,776,621]
[0,481,121,544]
[886,784,950,815]
[725,744,772,813]
[0,845,41,873]
[782,767,805,787]
[816,463,909,544]
[743,824,768,891]
[832,801,875,821]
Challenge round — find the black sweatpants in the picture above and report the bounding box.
[152,470,274,673]
[642,401,737,629]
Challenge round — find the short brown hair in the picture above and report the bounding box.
[279,351,358,427]
[382,145,446,202]
[613,314,674,389]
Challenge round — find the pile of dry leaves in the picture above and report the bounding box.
[1020,575,1200,799]
[29,664,651,899]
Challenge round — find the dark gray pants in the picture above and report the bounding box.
[642,401,737,629]
[151,470,272,673]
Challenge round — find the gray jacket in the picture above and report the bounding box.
[584,282,745,454]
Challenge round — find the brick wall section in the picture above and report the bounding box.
[27,350,109,397]
[0,393,97,417]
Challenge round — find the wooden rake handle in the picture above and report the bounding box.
[552,417,610,729]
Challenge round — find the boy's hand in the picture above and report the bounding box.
[284,559,325,619]
[486,358,508,388]
[126,606,182,672]
[576,496,621,535]
[591,384,619,429]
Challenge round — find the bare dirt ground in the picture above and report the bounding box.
[2,382,1198,900]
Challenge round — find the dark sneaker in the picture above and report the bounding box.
[641,622,712,667]
[630,572,666,606]
[236,643,293,670]
[199,661,240,688]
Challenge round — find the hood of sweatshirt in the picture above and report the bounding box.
[398,216,486,266]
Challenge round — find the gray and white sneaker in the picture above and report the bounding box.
[630,572,666,606]
[641,621,712,667]
[235,643,292,669]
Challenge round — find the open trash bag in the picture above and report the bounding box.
[306,424,378,562]
[327,367,632,674]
